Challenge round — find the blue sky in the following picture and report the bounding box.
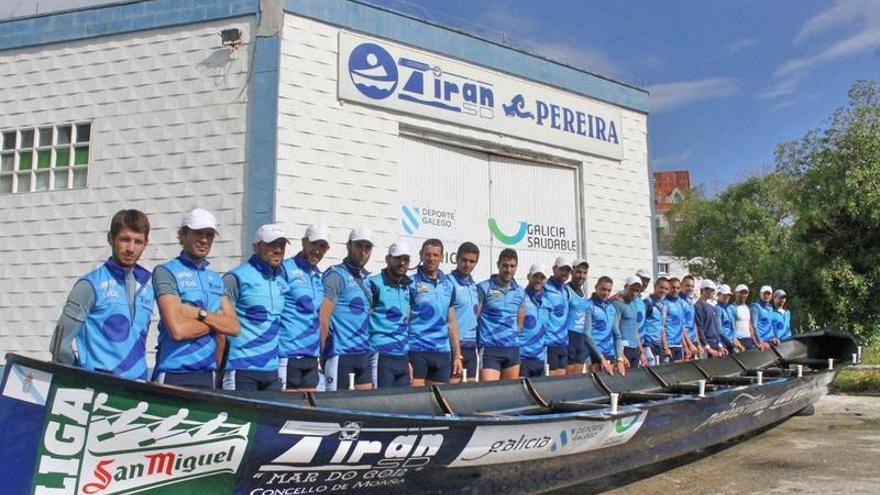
[3,0,879,191]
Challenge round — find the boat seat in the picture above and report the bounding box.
[596,368,665,394]
[697,357,746,378]
[650,361,706,386]
[310,388,445,416]
[530,374,609,404]
[734,349,779,371]
[436,380,545,415]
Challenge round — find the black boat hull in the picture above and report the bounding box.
[0,331,854,495]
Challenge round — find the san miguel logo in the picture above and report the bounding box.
[33,388,251,495]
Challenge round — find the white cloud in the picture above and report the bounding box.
[478,5,629,80]
[652,149,693,167]
[775,27,880,78]
[647,77,739,112]
[722,37,760,55]
[794,0,877,44]
[762,0,880,99]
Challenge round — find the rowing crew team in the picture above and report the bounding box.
[49,208,793,393]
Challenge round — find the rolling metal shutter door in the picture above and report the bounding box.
[488,154,579,278]
[399,137,580,282]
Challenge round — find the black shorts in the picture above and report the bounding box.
[372,353,410,388]
[519,357,545,378]
[282,357,319,389]
[739,337,756,350]
[460,346,479,379]
[157,370,215,389]
[481,346,520,371]
[623,347,642,367]
[567,332,588,365]
[409,351,452,383]
[668,346,684,361]
[222,369,282,392]
[325,353,372,391]
[546,345,568,370]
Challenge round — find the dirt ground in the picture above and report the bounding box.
[552,394,880,494]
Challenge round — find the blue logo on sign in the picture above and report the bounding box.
[349,43,398,100]
[401,205,420,235]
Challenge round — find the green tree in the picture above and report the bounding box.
[668,80,880,343]
[775,80,880,342]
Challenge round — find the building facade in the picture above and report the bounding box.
[0,0,652,360]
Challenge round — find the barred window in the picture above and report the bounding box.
[0,123,90,194]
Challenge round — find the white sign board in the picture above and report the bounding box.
[339,32,624,160]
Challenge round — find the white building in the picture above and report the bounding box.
[0,0,653,361]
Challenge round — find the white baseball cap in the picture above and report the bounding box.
[304,223,330,243]
[572,258,589,269]
[718,284,732,295]
[528,263,548,277]
[773,289,787,298]
[387,240,412,258]
[760,285,773,294]
[700,279,717,291]
[181,208,218,233]
[253,224,289,244]
[636,268,651,279]
[625,275,643,287]
[735,284,749,293]
[553,256,572,268]
[348,227,374,245]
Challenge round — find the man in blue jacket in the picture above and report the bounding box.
[450,242,481,382]
[279,224,330,391]
[519,264,549,378]
[153,209,239,389]
[222,224,290,392]
[368,241,414,388]
[543,257,572,376]
[408,239,462,386]
[51,210,155,380]
[320,227,375,391]
[477,248,526,381]
[751,285,779,346]
[613,275,648,369]
[585,276,623,375]
[693,279,726,358]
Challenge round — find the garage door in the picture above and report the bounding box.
[399,137,580,282]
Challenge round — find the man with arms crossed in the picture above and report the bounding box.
[751,285,780,346]
[279,224,330,392]
[477,248,526,381]
[51,209,155,380]
[153,209,239,388]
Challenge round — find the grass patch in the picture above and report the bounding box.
[834,370,880,394]
[833,344,880,394]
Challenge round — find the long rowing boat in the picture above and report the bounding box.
[0,330,856,495]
